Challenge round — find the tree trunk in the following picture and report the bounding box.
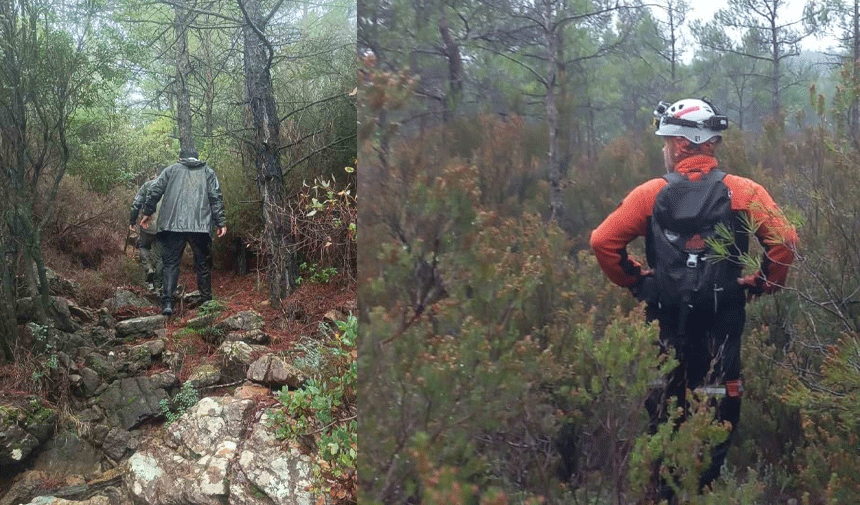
[544,0,563,224]
[240,0,297,304]
[438,2,462,121]
[851,0,860,151]
[174,0,196,153]
[0,229,18,362]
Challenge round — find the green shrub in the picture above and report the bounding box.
[271,315,357,499]
[159,381,200,424]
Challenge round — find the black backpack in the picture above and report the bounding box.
[645,169,746,320]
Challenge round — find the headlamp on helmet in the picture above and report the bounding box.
[653,98,728,144]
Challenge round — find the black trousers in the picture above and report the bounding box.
[645,297,745,491]
[157,231,212,304]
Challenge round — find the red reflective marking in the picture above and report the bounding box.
[675,105,701,117]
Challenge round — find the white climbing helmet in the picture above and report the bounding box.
[654,98,728,144]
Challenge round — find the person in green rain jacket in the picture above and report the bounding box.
[140,148,227,315]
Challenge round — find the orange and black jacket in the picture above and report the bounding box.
[590,155,797,293]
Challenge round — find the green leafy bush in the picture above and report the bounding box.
[159,381,199,424]
[271,315,357,501]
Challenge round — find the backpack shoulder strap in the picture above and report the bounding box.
[663,171,685,184]
[707,168,727,182]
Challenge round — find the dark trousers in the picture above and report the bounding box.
[645,298,745,492]
[157,231,212,304]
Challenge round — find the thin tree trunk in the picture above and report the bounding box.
[240,0,297,304]
[543,0,563,223]
[851,0,860,151]
[174,0,196,152]
[438,1,462,121]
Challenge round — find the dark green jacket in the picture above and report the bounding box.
[130,179,160,235]
[142,159,226,233]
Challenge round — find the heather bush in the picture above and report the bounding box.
[40,175,129,270]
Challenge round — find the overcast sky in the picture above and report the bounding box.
[685,0,838,53]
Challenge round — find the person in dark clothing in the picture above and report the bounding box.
[140,148,227,315]
[590,98,797,497]
[129,168,163,292]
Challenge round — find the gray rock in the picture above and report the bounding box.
[83,353,118,383]
[100,427,132,461]
[217,310,264,333]
[125,397,256,505]
[97,376,174,430]
[101,288,157,313]
[0,470,48,505]
[16,296,79,333]
[30,431,101,479]
[225,328,270,345]
[132,338,166,358]
[24,495,114,505]
[77,367,103,397]
[0,401,56,466]
[97,307,116,329]
[247,354,307,389]
[115,315,166,340]
[187,363,221,389]
[235,411,318,505]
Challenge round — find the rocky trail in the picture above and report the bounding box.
[0,267,356,505]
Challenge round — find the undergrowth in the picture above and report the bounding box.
[271,314,357,503]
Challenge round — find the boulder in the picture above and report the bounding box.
[101,288,156,311]
[224,328,270,345]
[247,354,307,389]
[234,411,319,505]
[24,496,113,505]
[125,397,255,505]
[217,311,264,333]
[97,374,178,430]
[124,396,324,505]
[30,431,102,480]
[16,296,79,333]
[187,363,221,389]
[0,400,56,466]
[0,471,49,505]
[115,315,166,340]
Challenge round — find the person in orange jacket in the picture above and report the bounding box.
[590,98,797,496]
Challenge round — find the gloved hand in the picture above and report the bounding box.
[630,272,658,304]
[737,273,765,302]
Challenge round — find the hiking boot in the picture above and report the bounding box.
[162,300,174,316]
